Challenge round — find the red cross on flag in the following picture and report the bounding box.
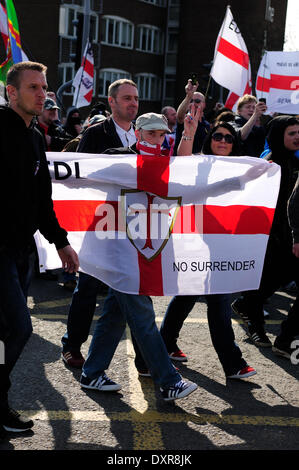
[256,51,299,114]
[211,6,252,110]
[72,42,94,109]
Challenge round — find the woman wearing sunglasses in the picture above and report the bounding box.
[159,111,257,379]
[178,107,240,157]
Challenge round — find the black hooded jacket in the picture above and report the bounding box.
[288,174,299,244]
[265,115,299,244]
[0,106,69,252]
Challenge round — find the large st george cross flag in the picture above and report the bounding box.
[35,153,281,296]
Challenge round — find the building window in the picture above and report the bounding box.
[136,25,164,54]
[59,4,99,42]
[58,63,75,95]
[138,0,167,6]
[135,73,161,101]
[98,68,132,97]
[101,16,134,49]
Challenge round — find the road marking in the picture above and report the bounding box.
[19,409,299,427]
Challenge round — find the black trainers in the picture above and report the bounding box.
[160,380,197,402]
[80,372,122,391]
[231,298,249,323]
[1,408,34,433]
[248,323,272,347]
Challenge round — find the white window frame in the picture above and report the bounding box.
[98,68,132,97]
[101,16,134,49]
[136,24,164,54]
[59,4,99,43]
[134,73,161,101]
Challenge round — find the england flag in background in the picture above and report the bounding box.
[211,5,252,110]
[256,50,299,114]
[72,41,94,108]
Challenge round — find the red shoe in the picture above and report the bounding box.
[169,350,188,362]
[62,351,85,369]
[227,366,257,379]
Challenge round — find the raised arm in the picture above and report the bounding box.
[177,104,200,156]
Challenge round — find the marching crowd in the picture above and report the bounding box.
[0,60,298,438]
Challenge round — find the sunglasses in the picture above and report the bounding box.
[190,99,202,104]
[212,132,234,144]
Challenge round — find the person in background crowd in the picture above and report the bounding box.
[89,100,110,118]
[232,115,299,350]
[36,98,73,152]
[173,78,210,155]
[161,106,177,155]
[0,61,79,436]
[229,94,267,157]
[63,106,82,138]
[62,114,107,153]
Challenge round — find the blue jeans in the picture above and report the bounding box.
[62,272,100,352]
[0,249,33,405]
[159,295,247,376]
[83,288,181,388]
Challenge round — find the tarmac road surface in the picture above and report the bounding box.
[1,271,298,457]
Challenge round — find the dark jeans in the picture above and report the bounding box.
[83,288,180,388]
[0,249,33,408]
[135,294,247,376]
[61,272,141,361]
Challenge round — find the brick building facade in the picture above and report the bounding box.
[0,0,288,117]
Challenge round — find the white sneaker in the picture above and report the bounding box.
[80,372,121,391]
[160,380,197,401]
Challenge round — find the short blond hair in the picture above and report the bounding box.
[237,94,257,112]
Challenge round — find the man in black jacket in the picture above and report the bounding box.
[61,79,138,367]
[0,61,79,436]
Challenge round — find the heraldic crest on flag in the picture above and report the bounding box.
[121,189,182,262]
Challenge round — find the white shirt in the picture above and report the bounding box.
[112,119,136,147]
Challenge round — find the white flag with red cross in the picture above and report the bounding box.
[72,42,94,108]
[256,51,299,114]
[211,6,252,110]
[35,152,280,296]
